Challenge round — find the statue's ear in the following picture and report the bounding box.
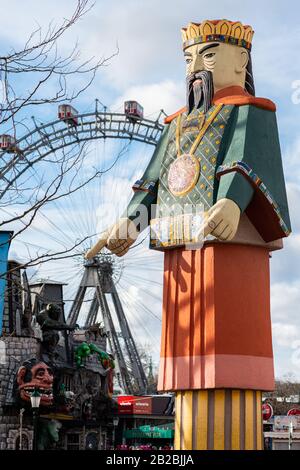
[17,366,26,385]
[236,49,249,73]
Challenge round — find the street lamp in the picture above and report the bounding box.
[288,420,294,451]
[112,416,119,450]
[30,388,41,451]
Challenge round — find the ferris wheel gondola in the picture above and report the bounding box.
[0,134,20,154]
[58,104,79,126]
[124,101,144,121]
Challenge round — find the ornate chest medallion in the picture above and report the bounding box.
[168,153,200,197]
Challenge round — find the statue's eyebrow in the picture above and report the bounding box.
[198,43,220,55]
[184,43,220,57]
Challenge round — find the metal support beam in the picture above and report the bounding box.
[111,286,148,394]
[84,292,98,327]
[95,278,132,394]
[67,285,87,325]
[67,256,147,394]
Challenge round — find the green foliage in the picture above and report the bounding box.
[74,342,115,369]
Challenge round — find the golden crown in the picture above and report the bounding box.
[181,19,254,51]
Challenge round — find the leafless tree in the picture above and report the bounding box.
[264,374,300,415]
[132,343,158,394]
[0,1,114,132]
[0,0,121,276]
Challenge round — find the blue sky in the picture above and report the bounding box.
[1,0,300,379]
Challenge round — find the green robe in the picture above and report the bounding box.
[124,103,291,246]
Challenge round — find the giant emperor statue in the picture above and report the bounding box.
[86,19,291,450]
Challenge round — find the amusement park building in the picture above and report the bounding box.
[0,262,117,450]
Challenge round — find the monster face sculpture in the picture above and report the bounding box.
[16,358,54,406]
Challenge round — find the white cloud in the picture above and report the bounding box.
[271,236,300,285]
[0,1,73,47]
[272,323,300,379]
[111,80,185,117]
[270,182,300,284]
[271,281,300,323]
[284,142,300,183]
[272,323,300,347]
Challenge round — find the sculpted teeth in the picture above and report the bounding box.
[24,387,53,397]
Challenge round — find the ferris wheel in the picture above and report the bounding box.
[0,99,166,394]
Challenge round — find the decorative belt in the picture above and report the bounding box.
[150,212,206,250]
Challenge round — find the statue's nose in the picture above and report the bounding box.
[191,55,204,74]
[43,372,53,384]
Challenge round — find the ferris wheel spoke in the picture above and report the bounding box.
[119,282,162,324]
[119,289,161,346]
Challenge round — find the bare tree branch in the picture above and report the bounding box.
[0,0,117,131]
[0,1,121,277]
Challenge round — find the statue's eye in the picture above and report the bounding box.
[185,58,192,64]
[203,53,215,59]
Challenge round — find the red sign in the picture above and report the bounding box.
[117,396,134,414]
[262,403,273,421]
[287,408,300,416]
[117,395,173,415]
[117,396,152,415]
[133,397,152,415]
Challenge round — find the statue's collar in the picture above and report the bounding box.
[164,85,276,125]
[213,86,249,103]
[212,86,276,112]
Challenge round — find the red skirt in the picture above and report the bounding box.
[158,243,274,392]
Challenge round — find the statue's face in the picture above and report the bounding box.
[17,362,54,406]
[48,420,62,442]
[47,304,60,320]
[184,42,249,92]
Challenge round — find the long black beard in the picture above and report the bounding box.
[186,70,214,114]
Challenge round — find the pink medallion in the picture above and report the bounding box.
[168,153,200,196]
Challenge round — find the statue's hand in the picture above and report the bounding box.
[106,218,139,257]
[202,198,240,241]
[85,227,111,260]
[85,218,139,259]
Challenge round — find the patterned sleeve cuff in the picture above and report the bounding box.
[132,178,157,195]
[216,161,290,240]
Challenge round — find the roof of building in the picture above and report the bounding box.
[29,278,67,286]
